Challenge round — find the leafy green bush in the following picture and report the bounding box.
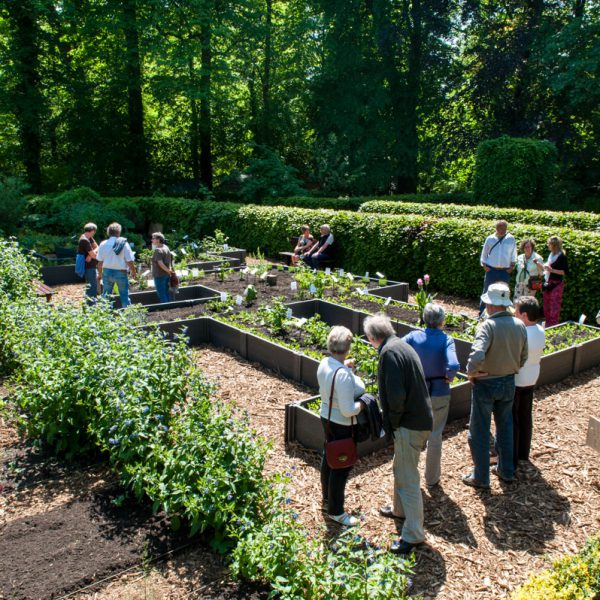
[0,240,39,303]
[511,534,600,599]
[359,200,600,232]
[0,176,28,235]
[474,136,558,208]
[231,508,413,599]
[238,146,308,203]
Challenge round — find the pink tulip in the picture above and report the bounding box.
[417,278,423,287]
[424,274,430,283]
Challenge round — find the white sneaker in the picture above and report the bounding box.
[329,512,359,527]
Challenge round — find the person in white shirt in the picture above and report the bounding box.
[513,296,545,470]
[318,325,364,527]
[96,222,137,308]
[479,220,517,315]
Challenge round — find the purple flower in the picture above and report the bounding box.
[417,278,423,287]
[424,274,430,283]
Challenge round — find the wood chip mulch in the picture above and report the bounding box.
[193,346,600,600]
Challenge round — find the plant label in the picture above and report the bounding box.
[175,270,182,277]
[365,271,369,278]
[286,308,293,319]
[290,281,298,291]
[384,297,391,306]
[596,310,600,325]
[180,248,187,255]
[181,269,189,277]
[338,268,344,276]
[376,272,384,279]
[309,284,317,294]
[220,292,228,302]
[296,317,307,327]
[235,295,243,306]
[171,250,177,256]
[141,270,150,278]
[148,280,155,287]
[191,269,199,277]
[363,286,369,295]
[579,314,587,324]
[347,273,354,281]
[223,243,229,250]
[357,287,365,296]
[191,242,198,250]
[325,267,331,275]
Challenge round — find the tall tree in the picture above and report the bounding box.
[4,0,44,192]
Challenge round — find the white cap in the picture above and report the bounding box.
[481,282,513,307]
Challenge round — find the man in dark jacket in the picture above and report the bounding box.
[364,313,433,555]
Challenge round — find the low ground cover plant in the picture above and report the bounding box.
[511,534,600,600]
[544,323,600,354]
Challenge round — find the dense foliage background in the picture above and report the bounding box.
[1,1,599,205]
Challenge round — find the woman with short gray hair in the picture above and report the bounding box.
[318,325,364,527]
[402,303,460,488]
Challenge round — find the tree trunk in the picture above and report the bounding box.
[188,56,201,186]
[7,0,43,192]
[199,15,213,190]
[260,0,273,146]
[122,0,148,192]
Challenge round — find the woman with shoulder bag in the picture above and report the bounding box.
[542,236,569,327]
[318,326,364,527]
[514,238,544,301]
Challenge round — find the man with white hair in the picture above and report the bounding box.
[96,222,136,307]
[303,224,334,269]
[463,283,528,489]
[364,313,432,555]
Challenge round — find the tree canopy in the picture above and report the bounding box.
[0,0,598,201]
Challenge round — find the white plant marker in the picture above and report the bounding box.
[223,243,229,250]
[579,314,587,324]
[325,267,331,275]
[180,247,187,255]
[384,297,391,306]
[365,271,369,278]
[191,268,199,277]
[286,308,293,319]
[338,268,344,276]
[175,269,182,277]
[220,292,228,302]
[148,280,155,287]
[290,281,298,291]
[141,270,150,278]
[309,284,317,294]
[347,273,354,281]
[181,269,189,277]
[296,317,307,327]
[235,295,243,305]
[376,272,384,279]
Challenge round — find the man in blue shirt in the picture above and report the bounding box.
[403,303,460,488]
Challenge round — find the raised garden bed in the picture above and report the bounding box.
[118,283,221,311]
[40,263,84,286]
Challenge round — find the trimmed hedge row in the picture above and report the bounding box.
[174,203,597,321]
[359,200,600,232]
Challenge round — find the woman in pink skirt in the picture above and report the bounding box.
[541,236,569,327]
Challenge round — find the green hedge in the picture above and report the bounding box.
[193,204,597,321]
[474,136,558,208]
[511,534,600,599]
[359,200,600,232]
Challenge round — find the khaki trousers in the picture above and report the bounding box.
[392,427,430,544]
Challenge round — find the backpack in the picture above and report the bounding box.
[75,254,86,278]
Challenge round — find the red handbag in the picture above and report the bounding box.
[324,368,358,469]
[528,276,543,291]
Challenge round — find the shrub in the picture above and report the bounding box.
[238,146,308,203]
[359,200,600,232]
[473,136,558,208]
[511,534,600,599]
[0,176,28,235]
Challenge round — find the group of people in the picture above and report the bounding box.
[319,287,546,555]
[291,224,335,268]
[480,219,568,326]
[77,222,174,307]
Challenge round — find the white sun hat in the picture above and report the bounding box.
[481,282,513,307]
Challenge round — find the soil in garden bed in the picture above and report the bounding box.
[345,295,476,338]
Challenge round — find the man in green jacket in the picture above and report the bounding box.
[365,313,432,555]
[464,283,528,489]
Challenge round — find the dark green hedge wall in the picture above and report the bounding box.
[474,136,558,208]
[359,201,600,232]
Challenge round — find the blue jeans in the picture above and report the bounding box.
[468,375,515,484]
[154,275,171,303]
[102,268,130,308]
[303,253,331,269]
[84,268,98,300]
[480,268,510,314]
